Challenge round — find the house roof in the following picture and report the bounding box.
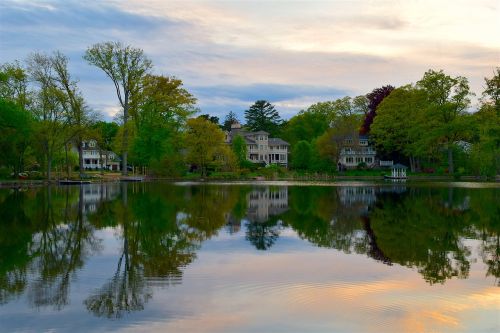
[392,163,408,169]
[268,138,290,146]
[253,130,269,135]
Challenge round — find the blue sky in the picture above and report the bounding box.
[1,0,499,121]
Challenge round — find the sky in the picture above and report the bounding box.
[0,0,499,121]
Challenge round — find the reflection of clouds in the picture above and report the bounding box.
[114,245,499,333]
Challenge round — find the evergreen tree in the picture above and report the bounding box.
[223,111,239,131]
[244,100,282,136]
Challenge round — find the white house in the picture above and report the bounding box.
[79,140,121,171]
[226,122,289,167]
[338,135,377,169]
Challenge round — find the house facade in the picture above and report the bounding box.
[80,140,121,171]
[226,123,289,167]
[338,135,377,169]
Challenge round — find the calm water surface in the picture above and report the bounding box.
[0,181,499,333]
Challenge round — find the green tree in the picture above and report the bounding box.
[130,74,196,174]
[244,100,282,136]
[222,111,239,131]
[416,69,472,174]
[292,140,312,170]
[84,41,152,175]
[185,117,226,176]
[231,135,247,167]
[50,51,95,177]
[0,61,31,108]
[370,85,429,171]
[27,53,70,180]
[0,98,33,175]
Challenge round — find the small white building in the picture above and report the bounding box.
[226,123,289,167]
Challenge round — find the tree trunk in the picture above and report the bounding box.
[409,156,415,173]
[78,140,84,178]
[47,153,52,181]
[447,145,454,174]
[122,102,129,176]
[65,143,70,178]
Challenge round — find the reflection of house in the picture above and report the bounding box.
[338,135,377,169]
[79,140,121,171]
[225,122,289,167]
[82,183,120,213]
[339,187,377,207]
[246,187,289,222]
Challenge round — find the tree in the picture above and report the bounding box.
[222,111,239,131]
[282,106,329,147]
[84,41,152,175]
[0,98,33,175]
[244,100,282,136]
[370,85,429,171]
[0,61,31,108]
[185,117,226,176]
[50,51,95,177]
[231,135,247,167]
[316,114,363,165]
[360,85,394,134]
[198,114,220,125]
[292,140,312,170]
[27,53,70,180]
[130,74,196,174]
[481,67,500,115]
[416,69,472,174]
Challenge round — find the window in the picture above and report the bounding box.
[365,157,373,163]
[359,139,368,146]
[346,157,354,163]
[345,138,353,145]
[356,157,363,163]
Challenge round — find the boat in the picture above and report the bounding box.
[120,176,144,182]
[58,179,91,185]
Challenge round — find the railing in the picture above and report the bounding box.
[380,160,394,167]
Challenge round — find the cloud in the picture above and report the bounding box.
[0,0,498,119]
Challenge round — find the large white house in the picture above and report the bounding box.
[338,135,377,169]
[79,140,121,171]
[225,122,289,167]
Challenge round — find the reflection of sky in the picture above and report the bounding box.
[1,227,498,333]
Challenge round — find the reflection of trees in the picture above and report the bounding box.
[246,217,282,250]
[84,183,239,317]
[369,188,473,284]
[0,186,100,309]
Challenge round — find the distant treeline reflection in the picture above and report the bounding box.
[0,182,498,316]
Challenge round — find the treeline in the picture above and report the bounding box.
[1,41,499,179]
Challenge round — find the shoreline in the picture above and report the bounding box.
[1,175,498,189]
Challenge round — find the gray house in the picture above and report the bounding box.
[225,122,289,167]
[338,135,377,169]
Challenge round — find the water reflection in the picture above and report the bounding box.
[0,182,498,321]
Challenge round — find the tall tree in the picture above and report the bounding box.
[222,111,239,131]
[50,51,94,177]
[360,85,394,134]
[130,74,196,174]
[416,69,472,174]
[84,42,152,175]
[370,85,429,171]
[27,53,69,180]
[244,100,282,136]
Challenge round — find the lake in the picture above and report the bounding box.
[0,181,498,333]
